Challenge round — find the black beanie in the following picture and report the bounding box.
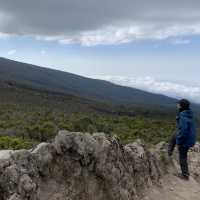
[177,99,190,110]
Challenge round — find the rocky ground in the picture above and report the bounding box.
[0,130,200,200]
[142,173,200,200]
[142,143,200,200]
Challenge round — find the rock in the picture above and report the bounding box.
[8,193,21,200]
[18,174,37,199]
[0,130,199,200]
[0,150,14,160]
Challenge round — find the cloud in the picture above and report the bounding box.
[170,38,191,45]
[40,50,46,55]
[1,0,200,45]
[91,75,200,104]
[7,49,16,55]
[0,32,9,38]
[57,25,197,46]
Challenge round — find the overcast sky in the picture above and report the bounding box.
[0,0,200,103]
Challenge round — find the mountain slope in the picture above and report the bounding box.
[0,57,177,107]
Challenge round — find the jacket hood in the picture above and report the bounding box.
[180,109,193,119]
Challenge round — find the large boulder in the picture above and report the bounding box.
[0,131,199,200]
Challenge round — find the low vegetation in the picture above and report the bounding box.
[0,106,176,149]
[0,136,37,150]
[0,82,198,150]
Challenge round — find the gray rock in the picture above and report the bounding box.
[0,130,199,200]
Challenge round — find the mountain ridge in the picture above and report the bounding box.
[0,57,177,108]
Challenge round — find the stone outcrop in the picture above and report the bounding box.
[0,131,199,200]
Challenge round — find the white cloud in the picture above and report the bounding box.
[170,38,191,45]
[37,24,200,46]
[7,49,16,55]
[40,50,46,55]
[1,0,200,45]
[91,75,200,104]
[0,32,9,38]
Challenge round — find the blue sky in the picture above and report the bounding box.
[1,35,199,83]
[1,0,200,103]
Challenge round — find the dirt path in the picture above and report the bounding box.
[142,174,200,200]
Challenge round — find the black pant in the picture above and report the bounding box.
[168,134,190,177]
[178,146,190,177]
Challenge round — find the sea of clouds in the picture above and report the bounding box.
[91,75,200,104]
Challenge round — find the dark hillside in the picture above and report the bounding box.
[0,57,177,107]
[0,57,199,150]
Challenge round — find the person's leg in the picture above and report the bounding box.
[178,146,190,177]
[168,134,177,156]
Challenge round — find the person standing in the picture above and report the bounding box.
[168,99,197,180]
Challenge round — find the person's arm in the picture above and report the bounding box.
[176,116,189,145]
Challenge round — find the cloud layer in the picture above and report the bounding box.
[92,75,200,104]
[1,0,200,45]
[7,49,16,55]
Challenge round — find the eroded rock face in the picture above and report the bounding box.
[0,131,199,200]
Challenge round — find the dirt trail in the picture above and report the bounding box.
[142,161,200,200]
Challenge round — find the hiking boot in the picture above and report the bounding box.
[176,173,189,181]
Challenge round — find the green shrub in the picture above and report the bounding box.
[0,136,37,150]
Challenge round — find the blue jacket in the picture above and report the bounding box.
[176,109,197,148]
